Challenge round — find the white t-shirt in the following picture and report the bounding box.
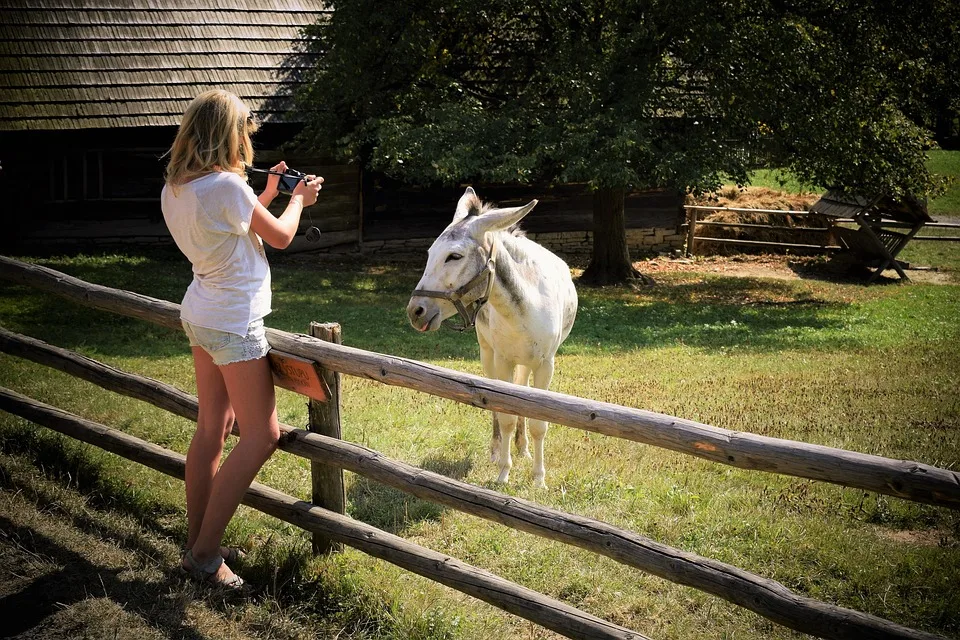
[161,171,272,336]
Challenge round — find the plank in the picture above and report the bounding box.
[1,255,958,510]
[0,386,646,640]
[0,330,946,640]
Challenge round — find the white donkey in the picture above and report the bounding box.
[406,187,578,488]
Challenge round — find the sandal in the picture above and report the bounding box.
[180,546,246,565]
[180,549,245,590]
[223,546,246,564]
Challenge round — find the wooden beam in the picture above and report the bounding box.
[0,387,646,640]
[693,237,842,250]
[1,256,958,510]
[684,205,812,216]
[0,334,947,640]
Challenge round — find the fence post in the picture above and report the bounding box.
[308,321,345,554]
[685,208,698,257]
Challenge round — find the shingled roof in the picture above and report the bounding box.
[0,0,329,131]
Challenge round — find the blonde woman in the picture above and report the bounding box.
[162,90,323,589]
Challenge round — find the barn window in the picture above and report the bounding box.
[48,151,103,202]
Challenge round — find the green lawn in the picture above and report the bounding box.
[926,149,960,217]
[1,245,958,640]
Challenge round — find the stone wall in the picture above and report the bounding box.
[527,227,686,259]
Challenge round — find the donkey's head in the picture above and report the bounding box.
[406,187,537,332]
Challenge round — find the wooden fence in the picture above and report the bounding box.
[683,205,960,256]
[0,255,953,640]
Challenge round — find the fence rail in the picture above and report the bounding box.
[2,325,944,639]
[682,205,960,255]
[0,255,954,640]
[2,256,957,510]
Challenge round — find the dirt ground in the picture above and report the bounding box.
[634,253,955,285]
[661,186,956,285]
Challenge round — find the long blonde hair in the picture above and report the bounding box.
[164,90,259,186]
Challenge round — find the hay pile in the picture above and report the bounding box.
[686,187,827,255]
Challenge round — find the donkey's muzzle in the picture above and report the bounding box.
[406,296,441,332]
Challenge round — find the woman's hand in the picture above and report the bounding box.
[293,174,324,207]
[262,161,287,200]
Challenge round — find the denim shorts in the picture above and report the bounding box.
[181,318,270,366]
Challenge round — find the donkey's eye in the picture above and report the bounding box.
[445,253,463,263]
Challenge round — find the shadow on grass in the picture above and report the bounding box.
[0,513,207,640]
[0,451,346,639]
[0,247,881,364]
[346,453,472,535]
[567,276,856,353]
[0,423,188,548]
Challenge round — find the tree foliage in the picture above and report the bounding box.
[296,0,951,199]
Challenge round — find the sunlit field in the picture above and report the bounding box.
[1,234,958,639]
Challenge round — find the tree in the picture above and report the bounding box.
[295,0,947,284]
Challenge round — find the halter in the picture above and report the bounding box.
[412,241,498,332]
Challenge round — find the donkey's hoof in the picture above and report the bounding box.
[520,448,532,460]
[496,469,511,484]
[533,476,547,490]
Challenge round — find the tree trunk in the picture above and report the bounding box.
[580,187,641,286]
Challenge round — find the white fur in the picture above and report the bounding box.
[407,188,578,488]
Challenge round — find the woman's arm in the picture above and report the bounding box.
[257,161,285,209]
[251,174,323,249]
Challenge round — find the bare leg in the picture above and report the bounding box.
[185,347,235,552]
[529,359,555,489]
[189,355,280,581]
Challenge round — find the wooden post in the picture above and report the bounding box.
[685,208,698,257]
[308,321,345,554]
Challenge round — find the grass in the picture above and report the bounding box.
[1,244,959,640]
[926,149,960,217]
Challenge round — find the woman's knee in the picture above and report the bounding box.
[244,422,280,457]
[221,409,236,441]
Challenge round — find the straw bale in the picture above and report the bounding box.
[687,187,825,255]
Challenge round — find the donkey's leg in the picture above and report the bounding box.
[493,356,518,484]
[478,334,500,463]
[529,358,556,489]
[512,365,531,460]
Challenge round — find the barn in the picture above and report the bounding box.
[0,0,684,258]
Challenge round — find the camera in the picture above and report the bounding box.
[246,165,306,194]
[277,168,306,195]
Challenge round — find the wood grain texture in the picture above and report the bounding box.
[0,386,646,640]
[0,326,947,640]
[1,254,958,513]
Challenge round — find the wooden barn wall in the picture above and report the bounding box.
[362,178,686,259]
[0,127,358,254]
[1,126,682,258]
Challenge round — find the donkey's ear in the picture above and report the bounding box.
[452,187,482,223]
[476,199,538,233]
